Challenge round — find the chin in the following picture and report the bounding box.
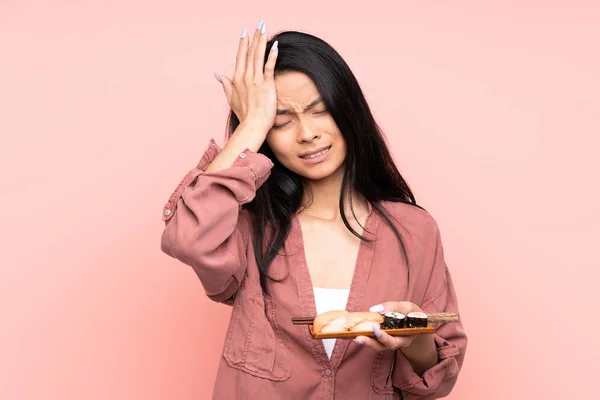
[294,161,345,181]
[297,169,332,181]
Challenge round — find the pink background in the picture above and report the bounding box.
[1,1,599,399]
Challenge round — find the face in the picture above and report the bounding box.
[265,71,347,181]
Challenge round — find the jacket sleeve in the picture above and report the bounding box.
[160,138,273,304]
[392,222,468,399]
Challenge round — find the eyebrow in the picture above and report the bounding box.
[276,97,324,115]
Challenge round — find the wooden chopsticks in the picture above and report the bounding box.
[292,317,318,325]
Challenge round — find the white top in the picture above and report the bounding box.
[312,286,351,359]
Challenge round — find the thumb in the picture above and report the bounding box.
[370,301,419,315]
[214,73,234,102]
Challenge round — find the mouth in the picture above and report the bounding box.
[300,146,332,159]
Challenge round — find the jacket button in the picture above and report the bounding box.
[163,209,171,217]
[239,153,247,159]
[325,369,331,376]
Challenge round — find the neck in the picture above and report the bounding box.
[301,166,368,221]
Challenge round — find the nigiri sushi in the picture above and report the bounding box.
[313,310,349,334]
[343,312,384,331]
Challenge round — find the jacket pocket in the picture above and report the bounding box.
[222,281,291,381]
[370,350,397,395]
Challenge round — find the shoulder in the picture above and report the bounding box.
[375,202,447,278]
[376,200,440,240]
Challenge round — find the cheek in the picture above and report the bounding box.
[327,126,345,152]
[266,134,293,161]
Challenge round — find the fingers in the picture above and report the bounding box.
[354,326,416,352]
[233,28,249,85]
[245,20,264,83]
[374,325,415,349]
[215,19,275,121]
[222,20,274,87]
[354,335,387,352]
[264,40,278,81]
[253,21,269,81]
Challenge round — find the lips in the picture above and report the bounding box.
[300,146,331,159]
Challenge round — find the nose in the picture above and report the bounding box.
[296,119,321,143]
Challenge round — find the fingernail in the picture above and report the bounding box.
[369,304,384,313]
[257,20,264,30]
[271,40,278,52]
[260,22,266,35]
[241,28,247,38]
[354,339,363,345]
[214,73,221,82]
[373,325,382,338]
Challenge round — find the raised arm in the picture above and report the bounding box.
[160,21,279,303]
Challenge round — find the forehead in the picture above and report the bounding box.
[274,71,321,107]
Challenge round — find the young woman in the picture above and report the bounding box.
[161,20,467,400]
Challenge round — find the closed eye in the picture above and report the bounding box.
[273,109,328,129]
[272,121,290,130]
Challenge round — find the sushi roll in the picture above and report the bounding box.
[406,312,428,328]
[382,312,406,329]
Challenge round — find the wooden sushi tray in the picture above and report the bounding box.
[292,312,457,340]
[308,325,435,339]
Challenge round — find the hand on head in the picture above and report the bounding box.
[215,20,279,133]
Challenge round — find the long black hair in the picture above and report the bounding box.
[226,31,420,292]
